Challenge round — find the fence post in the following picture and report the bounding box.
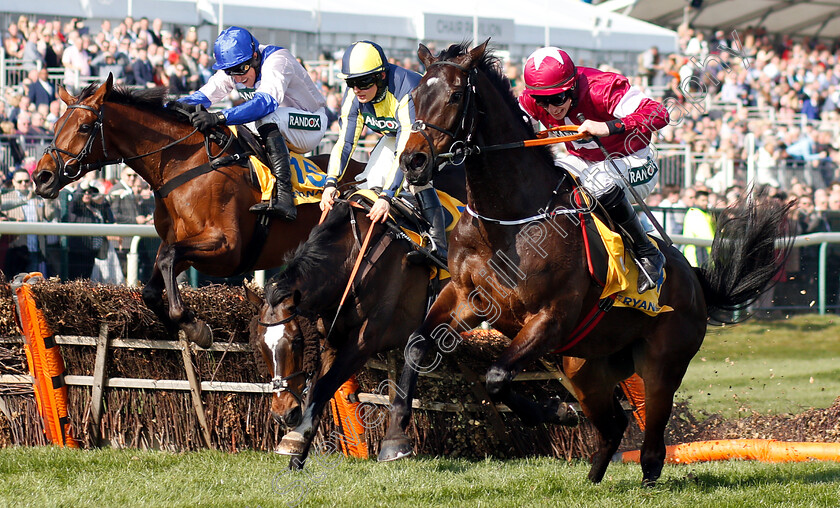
[0,48,6,91]
[819,242,827,316]
[179,333,214,448]
[127,236,142,286]
[90,322,110,446]
[683,145,693,188]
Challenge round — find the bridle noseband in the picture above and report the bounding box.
[44,102,199,181]
[411,60,479,171]
[259,308,315,404]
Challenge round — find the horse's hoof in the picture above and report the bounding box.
[378,436,414,462]
[276,431,306,456]
[554,402,580,427]
[185,321,213,348]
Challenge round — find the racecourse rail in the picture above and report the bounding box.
[2,222,840,314]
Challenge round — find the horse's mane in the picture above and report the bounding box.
[436,42,555,167]
[265,201,353,306]
[77,82,185,121]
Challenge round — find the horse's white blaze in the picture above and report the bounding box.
[263,323,286,376]
[425,77,440,87]
[263,323,285,351]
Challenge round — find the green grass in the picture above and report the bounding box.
[677,314,840,418]
[1,447,840,507]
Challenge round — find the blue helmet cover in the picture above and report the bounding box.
[213,26,259,70]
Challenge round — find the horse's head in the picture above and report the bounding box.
[401,40,490,186]
[247,284,319,429]
[34,75,115,199]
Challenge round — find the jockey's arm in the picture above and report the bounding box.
[326,91,364,187]
[379,94,415,201]
[600,78,670,140]
[321,93,363,211]
[178,71,233,107]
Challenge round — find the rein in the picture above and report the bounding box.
[45,103,200,179]
[411,61,586,169]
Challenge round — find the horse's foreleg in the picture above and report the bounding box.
[155,242,213,348]
[485,312,577,426]
[563,356,628,484]
[379,284,479,462]
[142,256,176,333]
[278,340,372,465]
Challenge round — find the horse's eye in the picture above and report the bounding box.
[79,123,93,133]
[450,92,463,104]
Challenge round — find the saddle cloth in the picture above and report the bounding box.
[250,153,327,206]
[582,213,672,317]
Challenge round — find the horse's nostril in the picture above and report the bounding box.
[35,171,53,185]
[410,153,428,171]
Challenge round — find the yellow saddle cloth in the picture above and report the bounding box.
[251,153,327,206]
[591,216,672,317]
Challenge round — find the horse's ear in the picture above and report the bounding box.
[244,284,264,307]
[417,44,437,69]
[468,38,491,66]
[57,85,74,105]
[90,74,114,104]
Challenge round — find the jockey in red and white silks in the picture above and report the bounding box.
[518,47,669,293]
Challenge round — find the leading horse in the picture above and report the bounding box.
[33,76,363,347]
[379,41,792,485]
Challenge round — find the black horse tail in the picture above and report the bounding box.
[695,193,795,323]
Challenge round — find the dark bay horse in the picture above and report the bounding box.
[379,41,792,485]
[32,76,363,347]
[247,198,436,468]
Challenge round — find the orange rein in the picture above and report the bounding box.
[529,125,587,145]
[337,201,377,309]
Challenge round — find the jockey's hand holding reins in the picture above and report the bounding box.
[190,109,226,132]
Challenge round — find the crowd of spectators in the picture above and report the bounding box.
[4,15,840,311]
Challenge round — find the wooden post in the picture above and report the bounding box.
[90,322,110,446]
[179,332,213,449]
[538,358,577,396]
[386,350,398,404]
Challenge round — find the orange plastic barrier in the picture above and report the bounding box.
[617,439,840,464]
[329,375,368,459]
[619,373,646,431]
[12,273,78,447]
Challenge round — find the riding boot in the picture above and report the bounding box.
[406,188,449,267]
[600,186,665,293]
[250,123,297,221]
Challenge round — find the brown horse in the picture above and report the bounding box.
[247,198,440,468]
[378,42,792,485]
[32,76,363,347]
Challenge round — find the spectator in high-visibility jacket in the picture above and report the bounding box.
[682,189,715,267]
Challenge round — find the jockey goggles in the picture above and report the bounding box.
[346,73,379,90]
[534,90,573,107]
[224,60,253,76]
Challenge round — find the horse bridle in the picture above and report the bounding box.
[410,60,479,171]
[259,308,315,404]
[44,102,199,180]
